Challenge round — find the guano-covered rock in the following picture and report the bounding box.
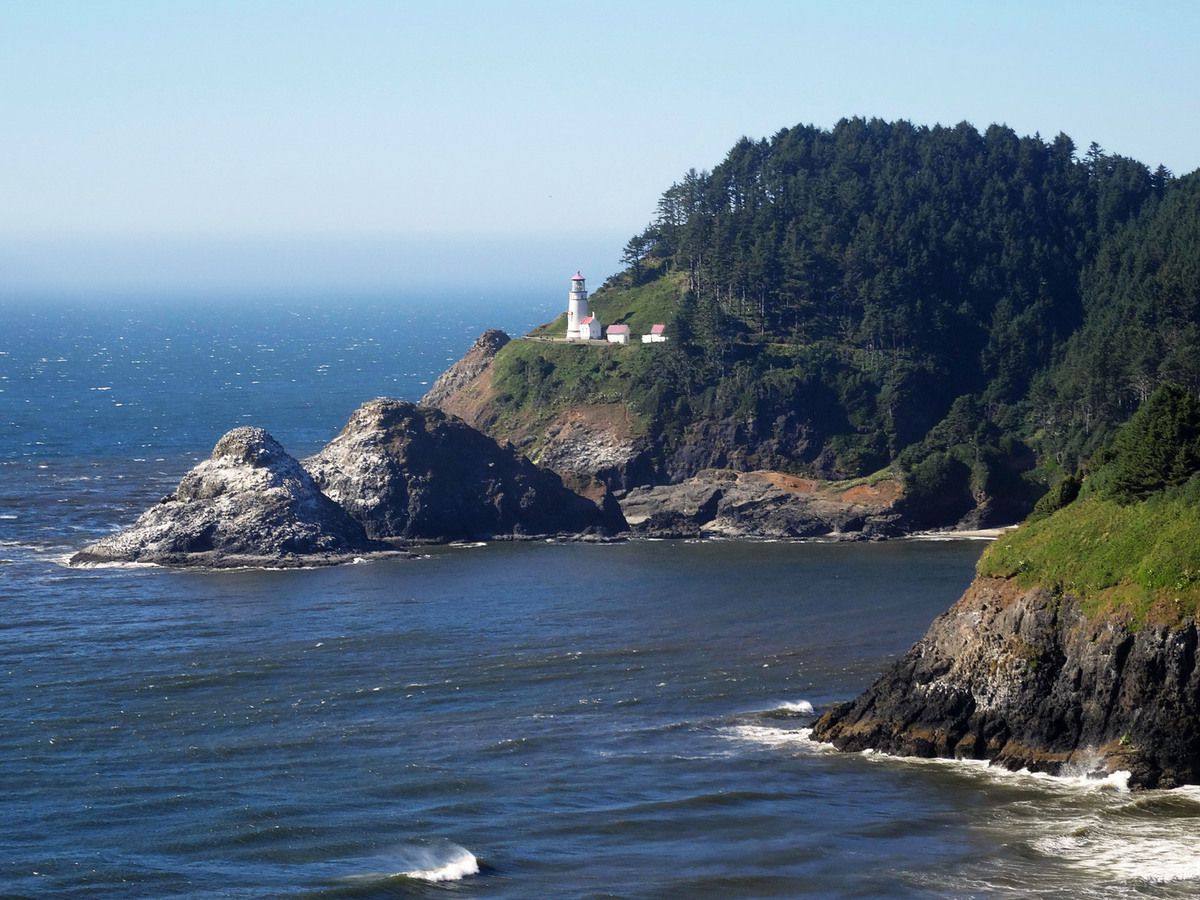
[70,427,385,568]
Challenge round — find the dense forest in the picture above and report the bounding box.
[497,118,1199,525]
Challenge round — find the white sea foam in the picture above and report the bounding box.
[339,841,478,885]
[855,745,1131,792]
[400,843,479,882]
[723,725,836,752]
[731,721,1137,794]
[768,699,815,715]
[1031,816,1200,883]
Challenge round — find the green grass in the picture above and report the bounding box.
[484,335,672,451]
[488,272,693,453]
[978,476,1200,625]
[818,466,900,492]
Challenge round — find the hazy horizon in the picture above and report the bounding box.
[3,1,1197,297]
[0,233,627,303]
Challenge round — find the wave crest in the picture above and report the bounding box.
[398,842,479,882]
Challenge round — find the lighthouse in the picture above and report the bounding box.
[566,271,588,341]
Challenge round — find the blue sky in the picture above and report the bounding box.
[2,1,1197,297]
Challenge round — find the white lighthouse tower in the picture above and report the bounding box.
[566,271,588,341]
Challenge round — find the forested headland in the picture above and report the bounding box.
[451,118,1200,527]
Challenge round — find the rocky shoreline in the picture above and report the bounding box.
[811,575,1200,790]
[617,469,903,540]
[420,330,1028,539]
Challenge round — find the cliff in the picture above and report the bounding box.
[420,328,509,416]
[421,333,652,498]
[811,576,1200,790]
[70,427,386,568]
[303,398,625,542]
[419,128,1200,534]
[813,387,1200,789]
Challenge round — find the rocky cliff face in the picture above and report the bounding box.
[70,427,384,568]
[420,328,510,414]
[812,575,1200,790]
[619,469,902,539]
[420,334,650,497]
[303,399,625,542]
[663,414,826,481]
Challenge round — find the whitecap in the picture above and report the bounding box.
[743,699,816,721]
[770,699,814,715]
[393,842,479,882]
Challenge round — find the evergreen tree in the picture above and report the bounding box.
[1101,384,1200,503]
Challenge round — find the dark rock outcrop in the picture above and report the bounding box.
[664,414,827,482]
[70,427,386,568]
[303,399,625,542]
[812,575,1200,790]
[620,469,903,539]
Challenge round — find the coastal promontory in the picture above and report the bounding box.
[812,386,1200,789]
[422,125,1200,536]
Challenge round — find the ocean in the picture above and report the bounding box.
[2,294,1198,898]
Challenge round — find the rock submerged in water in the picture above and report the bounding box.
[304,398,625,542]
[811,576,1200,790]
[70,427,387,568]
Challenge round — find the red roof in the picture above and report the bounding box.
[650,323,666,334]
[572,271,584,280]
[607,324,630,334]
[580,316,594,324]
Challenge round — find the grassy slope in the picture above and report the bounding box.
[486,269,910,482]
[529,271,686,340]
[478,273,689,451]
[978,476,1200,625]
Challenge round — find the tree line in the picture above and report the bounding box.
[606,117,1196,512]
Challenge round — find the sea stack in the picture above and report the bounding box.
[303,398,626,542]
[70,427,386,568]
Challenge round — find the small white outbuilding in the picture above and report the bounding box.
[606,324,630,344]
[641,323,668,343]
[578,315,602,341]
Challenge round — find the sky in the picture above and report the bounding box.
[1,0,1198,299]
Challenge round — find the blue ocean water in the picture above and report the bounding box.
[3,295,1199,898]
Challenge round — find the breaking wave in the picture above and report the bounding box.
[339,841,480,886]
[395,841,479,882]
[761,699,815,717]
